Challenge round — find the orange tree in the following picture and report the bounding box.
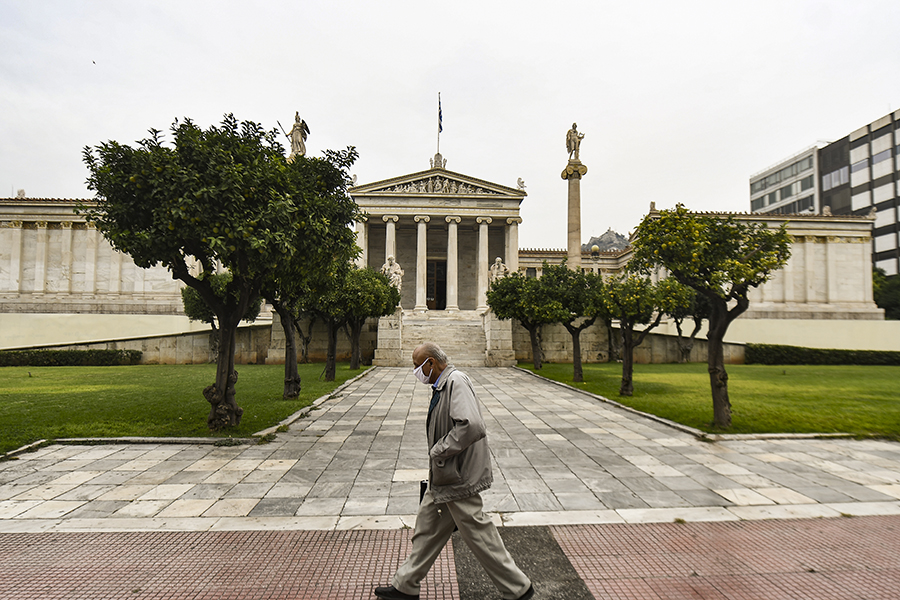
[81,115,359,429]
[629,204,790,428]
[539,262,604,382]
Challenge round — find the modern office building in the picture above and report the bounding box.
[750,110,900,276]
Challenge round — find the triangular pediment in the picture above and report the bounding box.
[350,167,526,199]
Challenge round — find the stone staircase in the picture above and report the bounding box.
[373,310,488,366]
[400,310,487,366]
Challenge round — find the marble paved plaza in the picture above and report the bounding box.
[2,366,900,533]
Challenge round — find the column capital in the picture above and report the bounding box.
[414,215,430,223]
[506,217,522,225]
[61,221,74,229]
[561,160,588,180]
[476,216,492,225]
[445,216,461,224]
[36,221,49,229]
[382,214,399,223]
[356,215,369,223]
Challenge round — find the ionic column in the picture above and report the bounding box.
[561,159,588,270]
[446,216,461,311]
[476,216,492,311]
[506,217,521,273]
[60,222,74,293]
[414,215,430,311]
[355,217,368,268]
[33,221,49,293]
[383,214,399,262]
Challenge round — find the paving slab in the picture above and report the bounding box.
[2,365,899,534]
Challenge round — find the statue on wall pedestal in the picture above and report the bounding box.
[381,255,404,293]
[566,122,585,161]
[489,257,509,284]
[289,112,310,160]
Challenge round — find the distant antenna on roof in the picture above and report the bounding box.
[16,189,25,198]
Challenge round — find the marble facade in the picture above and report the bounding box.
[350,153,524,366]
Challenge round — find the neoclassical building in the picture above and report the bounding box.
[349,152,524,366]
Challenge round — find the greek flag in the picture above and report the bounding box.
[438,93,442,133]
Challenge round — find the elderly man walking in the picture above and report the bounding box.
[374,342,534,600]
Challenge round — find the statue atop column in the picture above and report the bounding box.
[566,123,585,161]
[489,257,509,284]
[288,112,310,161]
[381,255,404,293]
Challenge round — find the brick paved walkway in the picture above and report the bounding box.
[2,517,898,599]
[3,366,900,598]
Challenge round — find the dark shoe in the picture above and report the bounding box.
[515,583,535,600]
[373,585,420,600]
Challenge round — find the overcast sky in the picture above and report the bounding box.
[3,1,900,249]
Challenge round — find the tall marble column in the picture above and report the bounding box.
[383,215,398,262]
[505,217,521,273]
[355,217,368,268]
[414,215,429,311]
[445,216,460,311]
[561,161,587,270]
[476,216,492,311]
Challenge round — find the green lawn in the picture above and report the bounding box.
[520,362,900,438]
[0,363,366,455]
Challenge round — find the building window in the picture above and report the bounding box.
[780,184,793,200]
[851,158,869,173]
[525,267,537,278]
[822,166,849,191]
[872,148,892,164]
[751,197,765,211]
[800,175,814,191]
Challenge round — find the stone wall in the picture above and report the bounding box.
[511,320,746,365]
[266,313,379,364]
[26,324,272,365]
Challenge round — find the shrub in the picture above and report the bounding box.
[0,349,142,367]
[746,343,900,366]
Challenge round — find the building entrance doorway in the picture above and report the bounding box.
[426,260,446,310]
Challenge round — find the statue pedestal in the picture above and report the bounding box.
[561,159,588,270]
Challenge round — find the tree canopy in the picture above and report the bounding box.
[80,114,360,429]
[487,271,568,369]
[630,204,790,427]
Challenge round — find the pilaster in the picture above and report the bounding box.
[506,217,521,273]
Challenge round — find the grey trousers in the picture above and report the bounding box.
[392,488,531,599]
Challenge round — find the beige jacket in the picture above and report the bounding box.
[426,366,493,504]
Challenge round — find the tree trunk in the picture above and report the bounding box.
[349,320,363,370]
[203,317,243,430]
[619,324,634,396]
[527,325,543,370]
[606,321,622,362]
[707,301,732,428]
[293,315,315,364]
[325,319,338,381]
[571,329,583,382]
[274,302,302,399]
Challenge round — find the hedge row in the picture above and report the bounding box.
[745,343,900,366]
[0,349,142,367]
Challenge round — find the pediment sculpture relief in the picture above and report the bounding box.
[382,176,497,195]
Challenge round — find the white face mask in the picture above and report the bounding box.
[413,358,432,384]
